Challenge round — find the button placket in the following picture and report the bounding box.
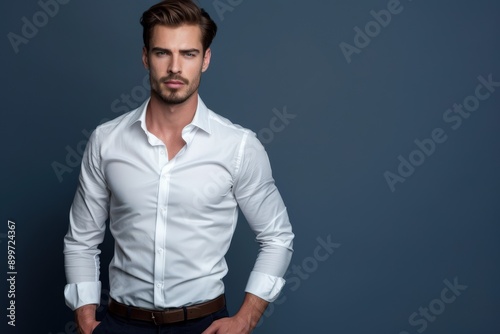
[153,159,176,307]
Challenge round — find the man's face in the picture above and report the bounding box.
[142,24,210,105]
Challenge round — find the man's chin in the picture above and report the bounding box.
[161,88,199,105]
[151,85,196,105]
[160,94,189,105]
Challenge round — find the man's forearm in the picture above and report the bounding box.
[75,304,99,334]
[234,293,269,330]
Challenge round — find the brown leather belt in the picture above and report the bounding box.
[108,295,225,325]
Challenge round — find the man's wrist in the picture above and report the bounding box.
[235,293,269,330]
[75,304,98,326]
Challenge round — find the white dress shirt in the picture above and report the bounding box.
[64,96,294,310]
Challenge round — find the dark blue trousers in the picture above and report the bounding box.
[92,306,229,334]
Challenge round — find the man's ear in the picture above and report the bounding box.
[142,46,149,70]
[202,48,211,72]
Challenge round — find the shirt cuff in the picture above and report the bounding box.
[64,281,102,310]
[244,271,286,302]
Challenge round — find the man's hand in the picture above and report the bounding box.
[75,304,100,334]
[202,315,251,334]
[202,293,268,334]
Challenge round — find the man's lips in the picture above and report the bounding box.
[164,80,185,88]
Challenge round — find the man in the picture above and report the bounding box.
[63,1,294,333]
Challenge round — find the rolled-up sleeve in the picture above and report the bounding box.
[63,129,109,310]
[233,132,294,302]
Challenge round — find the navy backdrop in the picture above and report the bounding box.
[2,1,500,333]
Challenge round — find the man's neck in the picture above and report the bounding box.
[146,92,198,134]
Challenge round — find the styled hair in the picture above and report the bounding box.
[140,0,217,53]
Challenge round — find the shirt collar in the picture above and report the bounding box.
[130,95,212,135]
[190,96,212,134]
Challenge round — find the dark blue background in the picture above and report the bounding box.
[2,1,499,333]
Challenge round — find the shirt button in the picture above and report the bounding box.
[158,248,163,254]
[160,150,165,155]
[156,283,162,288]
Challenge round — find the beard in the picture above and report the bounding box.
[150,73,201,105]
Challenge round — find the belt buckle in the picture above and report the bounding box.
[151,312,159,325]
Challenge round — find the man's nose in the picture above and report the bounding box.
[168,54,181,73]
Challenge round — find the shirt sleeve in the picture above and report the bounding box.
[63,129,109,310]
[233,132,294,302]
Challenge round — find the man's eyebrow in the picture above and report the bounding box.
[150,47,201,54]
[180,48,201,54]
[151,47,171,53]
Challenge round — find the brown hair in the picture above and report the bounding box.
[140,0,217,53]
